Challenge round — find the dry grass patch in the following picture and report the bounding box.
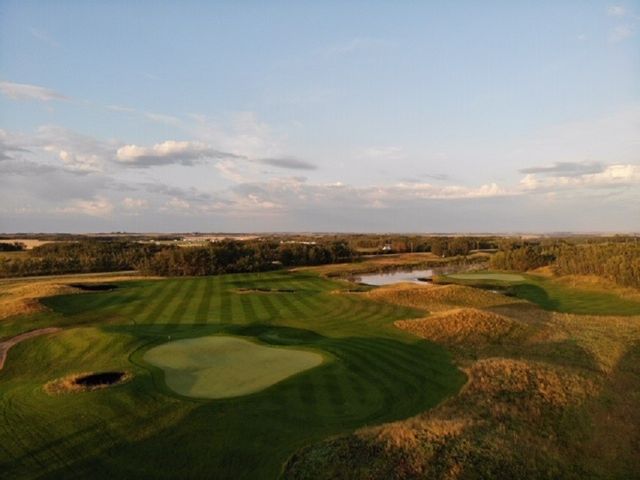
[552,274,640,302]
[0,273,157,321]
[465,358,598,412]
[545,312,640,373]
[285,277,640,480]
[0,238,54,249]
[395,308,525,346]
[367,284,520,313]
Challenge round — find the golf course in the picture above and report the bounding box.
[0,270,466,479]
[1,258,640,479]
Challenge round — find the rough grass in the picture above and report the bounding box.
[0,273,155,323]
[285,271,640,480]
[395,308,525,346]
[367,283,521,312]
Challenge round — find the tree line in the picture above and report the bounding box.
[490,238,640,288]
[0,240,355,278]
[0,242,26,252]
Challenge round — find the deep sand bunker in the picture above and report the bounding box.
[75,371,125,386]
[45,370,132,394]
[144,335,324,399]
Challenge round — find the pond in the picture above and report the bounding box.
[354,269,434,286]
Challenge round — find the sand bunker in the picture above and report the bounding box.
[68,283,118,291]
[235,288,296,293]
[45,370,132,394]
[144,335,324,399]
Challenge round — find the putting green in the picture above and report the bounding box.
[447,272,525,282]
[144,335,324,399]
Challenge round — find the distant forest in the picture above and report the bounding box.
[490,237,640,288]
[0,240,355,278]
[1,235,638,287]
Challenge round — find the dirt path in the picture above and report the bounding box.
[0,328,61,371]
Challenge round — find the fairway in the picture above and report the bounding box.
[144,335,324,399]
[441,271,640,316]
[0,271,465,479]
[446,272,525,282]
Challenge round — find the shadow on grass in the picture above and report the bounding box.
[7,325,465,480]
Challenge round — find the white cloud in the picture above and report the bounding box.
[520,161,604,177]
[143,112,182,126]
[607,5,626,16]
[0,81,67,102]
[57,197,114,216]
[259,157,317,170]
[360,146,405,160]
[57,150,102,173]
[164,197,191,210]
[190,111,285,159]
[37,126,113,173]
[520,163,640,192]
[121,197,149,210]
[609,24,634,42]
[116,140,239,167]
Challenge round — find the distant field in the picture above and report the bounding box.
[0,239,53,249]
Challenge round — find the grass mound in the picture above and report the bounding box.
[465,358,598,411]
[284,359,598,480]
[395,308,524,346]
[367,283,519,312]
[0,273,149,321]
[285,267,640,480]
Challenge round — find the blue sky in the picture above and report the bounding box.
[1,1,638,232]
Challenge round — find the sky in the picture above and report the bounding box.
[0,1,639,233]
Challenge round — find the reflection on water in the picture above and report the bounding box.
[355,269,434,286]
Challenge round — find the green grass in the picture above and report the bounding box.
[439,271,640,316]
[446,272,525,282]
[0,270,465,479]
[143,335,325,399]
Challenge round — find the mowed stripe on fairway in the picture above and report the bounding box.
[1,270,465,480]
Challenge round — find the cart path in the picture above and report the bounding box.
[0,328,61,371]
